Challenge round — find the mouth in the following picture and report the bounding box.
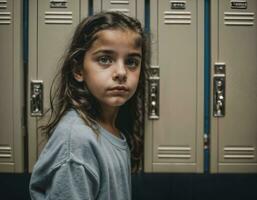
[108,85,129,94]
[109,85,129,91]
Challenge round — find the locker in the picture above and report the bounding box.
[28,0,88,172]
[0,0,24,172]
[210,0,257,173]
[144,0,204,172]
[27,0,146,172]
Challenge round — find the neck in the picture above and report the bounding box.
[98,106,120,137]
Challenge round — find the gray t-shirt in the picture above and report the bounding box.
[30,110,131,200]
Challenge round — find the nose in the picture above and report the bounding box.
[113,60,127,83]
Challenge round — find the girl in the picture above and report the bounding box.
[30,11,149,200]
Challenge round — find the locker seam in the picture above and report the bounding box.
[36,0,39,158]
[195,0,199,170]
[12,0,15,166]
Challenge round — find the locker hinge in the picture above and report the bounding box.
[204,133,209,150]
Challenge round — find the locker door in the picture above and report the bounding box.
[93,0,144,25]
[28,0,88,172]
[0,0,24,172]
[211,0,257,173]
[144,0,204,172]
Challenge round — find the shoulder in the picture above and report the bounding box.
[34,110,101,176]
[53,109,98,148]
[30,110,107,196]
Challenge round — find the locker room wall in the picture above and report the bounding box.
[25,0,257,174]
[0,0,256,174]
[0,0,257,199]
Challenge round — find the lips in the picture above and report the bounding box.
[108,85,129,96]
[108,85,129,93]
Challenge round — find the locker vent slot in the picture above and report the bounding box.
[45,11,73,24]
[0,11,11,24]
[224,146,255,159]
[0,0,7,9]
[163,11,191,25]
[224,12,255,26]
[109,8,129,15]
[157,146,191,159]
[0,145,12,159]
[110,0,129,4]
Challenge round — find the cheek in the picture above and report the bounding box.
[85,75,102,91]
[83,66,103,85]
[135,69,141,83]
[84,71,109,93]
[130,70,141,89]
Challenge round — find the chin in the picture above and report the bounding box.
[110,101,127,107]
[108,98,128,107]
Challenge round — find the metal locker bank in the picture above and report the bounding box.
[0,0,256,174]
[0,0,257,199]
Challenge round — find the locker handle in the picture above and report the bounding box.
[213,63,226,117]
[31,80,43,116]
[149,66,159,119]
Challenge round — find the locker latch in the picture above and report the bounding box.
[31,80,43,117]
[213,63,225,117]
[149,66,160,120]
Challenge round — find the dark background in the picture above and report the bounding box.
[0,173,257,200]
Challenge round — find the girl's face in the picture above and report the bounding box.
[76,29,142,111]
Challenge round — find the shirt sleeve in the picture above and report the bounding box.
[30,160,100,200]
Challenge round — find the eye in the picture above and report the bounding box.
[125,57,140,69]
[97,55,113,65]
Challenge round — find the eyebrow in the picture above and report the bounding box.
[128,53,142,59]
[92,49,115,55]
[92,49,142,58]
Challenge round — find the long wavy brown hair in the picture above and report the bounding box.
[41,11,150,172]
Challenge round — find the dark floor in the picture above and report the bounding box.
[0,173,257,200]
[132,173,257,200]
